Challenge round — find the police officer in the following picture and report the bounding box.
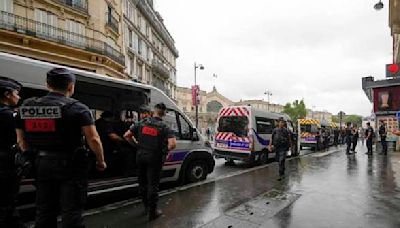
[124,103,176,221]
[0,77,25,228]
[345,122,352,155]
[351,124,359,153]
[379,121,387,155]
[365,122,374,156]
[16,68,106,228]
[269,118,291,181]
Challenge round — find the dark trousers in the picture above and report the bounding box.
[34,155,88,228]
[346,138,352,154]
[136,152,163,210]
[0,174,24,228]
[35,179,87,228]
[381,139,387,154]
[366,140,373,154]
[352,140,358,151]
[275,147,287,176]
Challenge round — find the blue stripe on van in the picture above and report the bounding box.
[252,129,270,146]
[170,150,189,162]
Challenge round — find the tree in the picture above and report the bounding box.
[283,99,307,123]
[344,115,362,127]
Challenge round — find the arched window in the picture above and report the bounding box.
[207,100,223,113]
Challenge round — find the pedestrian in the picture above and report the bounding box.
[351,124,359,153]
[345,122,352,155]
[206,128,211,140]
[361,128,365,145]
[379,121,388,155]
[124,103,177,221]
[0,77,26,228]
[333,128,339,146]
[269,117,291,181]
[16,68,107,228]
[365,122,374,156]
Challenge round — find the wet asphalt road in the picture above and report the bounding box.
[81,143,400,228]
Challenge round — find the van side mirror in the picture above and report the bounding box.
[192,128,200,141]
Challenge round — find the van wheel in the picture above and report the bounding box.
[185,161,208,183]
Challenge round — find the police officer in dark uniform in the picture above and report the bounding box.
[16,68,106,228]
[365,122,374,156]
[0,77,25,228]
[379,121,387,155]
[124,103,176,221]
[269,118,291,181]
[351,124,359,153]
[345,122,352,155]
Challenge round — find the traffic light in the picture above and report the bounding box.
[386,64,400,77]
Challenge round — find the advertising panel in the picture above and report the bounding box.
[373,86,400,114]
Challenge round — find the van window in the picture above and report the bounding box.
[178,114,192,140]
[218,116,249,137]
[301,124,319,133]
[255,117,274,134]
[164,111,180,138]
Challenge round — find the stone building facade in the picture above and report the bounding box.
[122,0,178,98]
[0,0,125,78]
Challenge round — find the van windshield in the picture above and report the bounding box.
[301,124,319,133]
[218,116,249,137]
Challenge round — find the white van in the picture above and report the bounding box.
[0,52,215,206]
[214,106,297,166]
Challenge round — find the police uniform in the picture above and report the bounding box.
[345,126,352,154]
[271,125,290,178]
[351,128,359,152]
[16,73,94,227]
[379,125,387,154]
[0,78,25,228]
[366,126,374,155]
[130,115,174,218]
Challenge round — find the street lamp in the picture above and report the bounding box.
[374,0,384,10]
[194,62,204,129]
[264,90,272,111]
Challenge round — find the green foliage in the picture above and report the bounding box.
[332,114,362,127]
[282,99,307,123]
[344,115,362,127]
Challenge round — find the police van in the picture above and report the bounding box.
[0,52,215,209]
[214,106,297,166]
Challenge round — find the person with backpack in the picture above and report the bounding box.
[269,118,291,181]
[365,122,374,156]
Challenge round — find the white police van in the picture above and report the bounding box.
[214,106,297,166]
[0,52,214,203]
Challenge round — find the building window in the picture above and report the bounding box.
[138,39,142,54]
[128,28,132,48]
[129,56,135,77]
[65,19,85,46]
[35,9,58,38]
[137,63,142,81]
[0,0,13,13]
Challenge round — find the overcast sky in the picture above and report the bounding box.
[155,0,392,116]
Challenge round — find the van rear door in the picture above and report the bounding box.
[215,107,251,152]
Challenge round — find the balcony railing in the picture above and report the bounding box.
[152,59,170,79]
[0,11,124,65]
[54,0,88,13]
[106,13,119,33]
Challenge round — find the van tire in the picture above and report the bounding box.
[185,160,208,183]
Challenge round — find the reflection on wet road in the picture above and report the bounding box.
[85,144,400,228]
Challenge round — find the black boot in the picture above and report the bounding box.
[149,207,163,221]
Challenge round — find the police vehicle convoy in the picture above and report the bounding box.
[213,106,298,166]
[298,119,336,151]
[0,52,215,212]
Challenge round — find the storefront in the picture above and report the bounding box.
[362,76,400,150]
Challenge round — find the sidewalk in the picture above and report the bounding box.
[85,145,400,228]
